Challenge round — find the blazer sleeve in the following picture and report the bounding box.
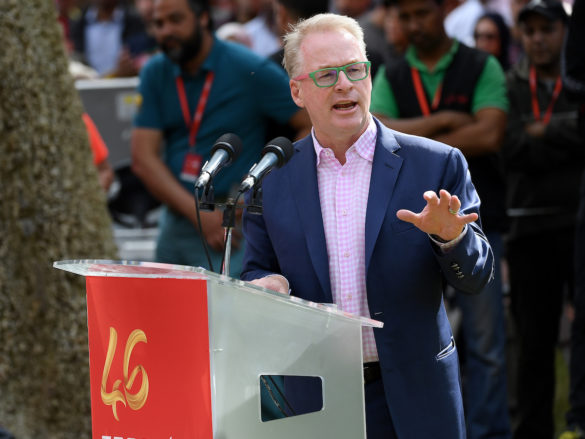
[240,195,282,282]
[431,148,494,294]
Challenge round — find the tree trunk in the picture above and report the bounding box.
[0,1,118,437]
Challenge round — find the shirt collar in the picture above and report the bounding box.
[86,6,124,24]
[406,39,459,74]
[312,115,377,166]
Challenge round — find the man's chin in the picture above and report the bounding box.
[162,48,184,64]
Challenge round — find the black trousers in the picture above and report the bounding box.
[567,176,585,429]
[508,229,575,439]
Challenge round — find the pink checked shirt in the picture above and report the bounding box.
[312,117,379,363]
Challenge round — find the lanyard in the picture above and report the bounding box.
[411,67,442,117]
[175,71,215,148]
[529,66,562,125]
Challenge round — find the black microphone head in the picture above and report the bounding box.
[211,133,242,165]
[263,137,294,168]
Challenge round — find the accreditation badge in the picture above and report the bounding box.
[180,152,203,183]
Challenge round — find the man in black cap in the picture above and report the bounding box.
[502,1,585,438]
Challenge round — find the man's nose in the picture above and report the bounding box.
[404,18,421,34]
[335,70,353,90]
[155,21,172,39]
[531,30,546,44]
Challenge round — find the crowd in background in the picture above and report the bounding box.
[53,0,553,80]
[38,0,585,439]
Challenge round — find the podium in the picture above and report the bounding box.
[54,260,383,439]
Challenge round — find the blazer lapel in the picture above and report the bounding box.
[288,138,332,302]
[365,120,404,272]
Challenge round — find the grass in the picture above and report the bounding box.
[555,347,571,437]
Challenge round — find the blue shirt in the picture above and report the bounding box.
[134,37,299,198]
[85,7,124,75]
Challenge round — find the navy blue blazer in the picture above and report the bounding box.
[241,118,493,438]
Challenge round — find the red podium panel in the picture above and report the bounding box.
[86,276,212,439]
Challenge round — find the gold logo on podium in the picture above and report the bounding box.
[101,327,149,421]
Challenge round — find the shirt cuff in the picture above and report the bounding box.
[428,225,468,251]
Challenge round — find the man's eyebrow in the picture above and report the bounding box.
[314,60,361,70]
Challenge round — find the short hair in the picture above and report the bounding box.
[186,0,213,29]
[283,13,367,78]
[186,0,209,14]
[276,0,329,21]
[475,12,511,70]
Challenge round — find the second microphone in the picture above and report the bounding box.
[238,137,294,193]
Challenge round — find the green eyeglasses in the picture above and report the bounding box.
[293,61,371,88]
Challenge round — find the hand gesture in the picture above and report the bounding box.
[396,189,478,242]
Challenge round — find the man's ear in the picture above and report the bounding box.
[290,79,304,108]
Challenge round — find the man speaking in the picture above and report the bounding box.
[241,13,493,439]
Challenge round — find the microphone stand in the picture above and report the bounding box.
[221,185,262,275]
[198,184,215,212]
[247,186,263,215]
[221,197,238,276]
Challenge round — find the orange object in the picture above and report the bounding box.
[82,113,109,165]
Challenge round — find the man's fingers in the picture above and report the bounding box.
[438,189,452,201]
[448,194,462,214]
[458,212,478,224]
[423,190,440,205]
[396,209,418,224]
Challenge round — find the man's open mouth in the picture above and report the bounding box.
[333,101,357,110]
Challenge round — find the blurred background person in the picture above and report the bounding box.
[131,0,310,275]
[331,0,373,17]
[474,12,511,70]
[134,0,159,68]
[560,0,585,437]
[239,0,280,56]
[210,0,238,27]
[502,1,585,438]
[215,21,253,46]
[382,0,408,56]
[70,0,154,77]
[445,0,489,46]
[509,0,531,65]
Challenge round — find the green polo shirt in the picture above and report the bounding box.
[371,41,508,118]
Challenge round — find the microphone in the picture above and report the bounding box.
[194,133,242,189]
[238,137,294,193]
